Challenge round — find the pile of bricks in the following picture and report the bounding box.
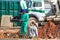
[38,21,60,39]
[0,29,20,38]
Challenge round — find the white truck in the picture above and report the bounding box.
[26,0,52,26]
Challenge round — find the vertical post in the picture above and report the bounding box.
[55,0,59,15]
[50,0,60,15]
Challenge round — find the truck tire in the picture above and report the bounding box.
[28,17,38,27]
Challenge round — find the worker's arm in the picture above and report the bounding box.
[10,19,23,22]
[10,14,29,22]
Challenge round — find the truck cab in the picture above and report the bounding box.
[26,0,52,26]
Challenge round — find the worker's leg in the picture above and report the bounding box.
[20,25,24,34]
[20,22,28,36]
[23,22,28,35]
[24,23,28,34]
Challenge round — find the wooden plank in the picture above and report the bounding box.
[0,27,21,29]
[1,15,13,28]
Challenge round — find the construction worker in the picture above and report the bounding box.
[20,0,29,36]
[11,0,29,36]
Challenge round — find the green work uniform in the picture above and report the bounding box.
[20,13,29,36]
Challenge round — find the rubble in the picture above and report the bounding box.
[0,29,19,38]
[38,21,60,39]
[0,21,60,39]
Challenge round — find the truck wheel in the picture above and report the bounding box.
[28,17,38,27]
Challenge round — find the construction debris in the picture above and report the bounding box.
[5,29,20,34]
[0,15,20,38]
[0,15,60,39]
[0,29,20,38]
[38,21,60,39]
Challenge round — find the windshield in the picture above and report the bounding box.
[27,1,42,8]
[33,2,42,7]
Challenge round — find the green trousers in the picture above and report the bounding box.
[20,13,29,36]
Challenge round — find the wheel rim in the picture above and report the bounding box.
[28,19,37,27]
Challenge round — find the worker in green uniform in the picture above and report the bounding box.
[20,0,29,36]
[10,0,29,36]
[20,13,29,36]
